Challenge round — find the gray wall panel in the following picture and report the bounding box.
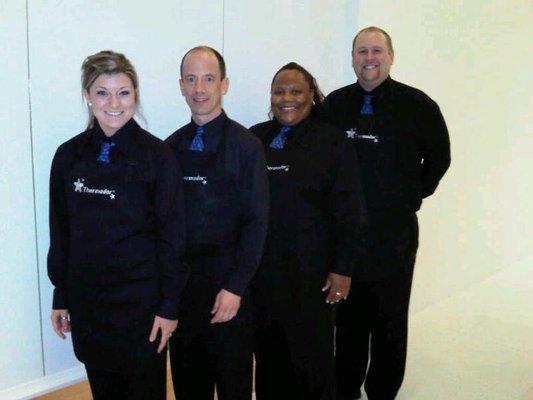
[223,0,357,128]
[0,0,44,390]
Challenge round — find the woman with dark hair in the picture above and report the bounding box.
[266,62,325,120]
[48,50,187,399]
[250,63,366,399]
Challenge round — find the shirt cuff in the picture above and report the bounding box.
[223,277,247,297]
[331,257,353,277]
[156,299,179,320]
[52,287,68,310]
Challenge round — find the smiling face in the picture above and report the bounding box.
[270,69,314,126]
[84,72,136,136]
[179,50,229,125]
[352,30,394,91]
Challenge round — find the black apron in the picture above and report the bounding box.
[353,102,403,210]
[176,120,242,326]
[179,119,239,251]
[349,101,419,280]
[65,146,159,373]
[255,128,332,322]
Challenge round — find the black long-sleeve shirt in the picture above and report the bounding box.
[323,77,450,224]
[48,119,187,319]
[250,117,366,277]
[165,112,269,295]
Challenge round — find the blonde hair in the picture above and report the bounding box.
[81,50,142,130]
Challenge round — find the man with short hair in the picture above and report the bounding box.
[324,27,451,399]
[166,46,269,400]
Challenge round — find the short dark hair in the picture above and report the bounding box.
[352,26,394,55]
[180,46,226,79]
[270,62,325,119]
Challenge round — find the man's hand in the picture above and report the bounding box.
[51,309,71,339]
[149,316,178,353]
[322,272,351,304]
[210,289,241,324]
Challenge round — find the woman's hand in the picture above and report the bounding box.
[51,309,71,339]
[149,316,178,353]
[210,289,241,324]
[322,272,351,304]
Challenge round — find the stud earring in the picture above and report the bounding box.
[88,102,92,107]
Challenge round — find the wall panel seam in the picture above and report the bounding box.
[222,0,225,56]
[25,0,46,377]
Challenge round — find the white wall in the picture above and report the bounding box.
[0,1,356,398]
[0,0,44,392]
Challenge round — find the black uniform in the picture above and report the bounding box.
[250,117,366,400]
[324,77,450,400]
[48,119,187,399]
[165,112,269,400]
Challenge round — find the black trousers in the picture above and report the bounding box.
[169,273,253,400]
[254,318,335,400]
[335,217,418,400]
[254,288,335,400]
[85,351,166,400]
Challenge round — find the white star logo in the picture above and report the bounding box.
[110,193,115,200]
[346,128,356,139]
[73,178,84,192]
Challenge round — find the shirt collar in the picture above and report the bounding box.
[272,116,308,132]
[270,116,312,148]
[191,110,226,136]
[180,110,226,152]
[90,118,138,155]
[355,75,392,96]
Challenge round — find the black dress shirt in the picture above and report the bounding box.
[323,77,451,225]
[251,116,366,277]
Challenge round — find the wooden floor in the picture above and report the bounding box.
[36,361,177,400]
[36,355,255,400]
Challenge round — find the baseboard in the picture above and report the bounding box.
[1,365,256,400]
[0,365,86,400]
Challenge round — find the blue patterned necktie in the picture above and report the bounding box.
[97,141,116,164]
[360,95,374,115]
[269,126,291,149]
[189,125,205,151]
